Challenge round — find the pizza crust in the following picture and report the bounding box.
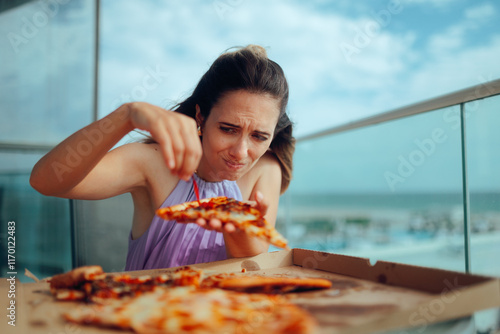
[202,273,333,293]
[49,265,104,289]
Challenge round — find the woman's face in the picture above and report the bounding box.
[196,90,280,182]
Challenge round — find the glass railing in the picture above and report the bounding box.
[0,153,72,282]
[277,83,500,278]
[466,94,500,277]
[0,0,97,281]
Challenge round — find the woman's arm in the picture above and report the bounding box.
[30,102,202,199]
[30,105,133,198]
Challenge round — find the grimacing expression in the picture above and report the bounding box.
[196,90,280,182]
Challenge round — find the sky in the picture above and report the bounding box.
[98,0,500,138]
[2,0,498,139]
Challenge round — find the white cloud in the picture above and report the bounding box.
[404,0,454,8]
[426,3,497,57]
[427,25,466,54]
[406,35,500,103]
[465,2,496,20]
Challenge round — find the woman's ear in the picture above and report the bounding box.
[195,104,204,126]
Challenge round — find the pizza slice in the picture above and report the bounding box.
[49,265,105,289]
[49,265,106,301]
[49,266,203,302]
[63,286,317,334]
[156,196,289,249]
[201,272,333,293]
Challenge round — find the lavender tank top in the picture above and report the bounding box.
[125,173,242,271]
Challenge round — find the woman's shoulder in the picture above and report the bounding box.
[124,141,176,175]
[116,142,180,207]
[255,151,281,170]
[112,141,163,161]
[247,151,281,179]
[112,142,176,182]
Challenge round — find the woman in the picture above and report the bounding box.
[30,45,295,270]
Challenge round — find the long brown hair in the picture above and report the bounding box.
[154,45,295,192]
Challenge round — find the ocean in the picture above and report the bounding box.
[284,192,500,213]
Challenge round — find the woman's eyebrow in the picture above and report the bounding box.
[254,129,271,137]
[219,122,239,128]
[219,122,271,136]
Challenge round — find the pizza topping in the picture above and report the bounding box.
[53,288,86,301]
[156,196,290,250]
[172,266,203,288]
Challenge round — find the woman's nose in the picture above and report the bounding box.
[228,137,248,160]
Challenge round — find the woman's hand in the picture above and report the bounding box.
[128,102,202,181]
[194,191,269,233]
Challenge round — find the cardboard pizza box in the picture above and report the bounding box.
[1,248,499,334]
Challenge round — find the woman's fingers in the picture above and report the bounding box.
[195,218,236,233]
[130,102,202,180]
[155,128,176,170]
[167,124,187,178]
[223,223,236,233]
[209,219,222,230]
[195,218,207,227]
[253,191,269,216]
[176,119,202,181]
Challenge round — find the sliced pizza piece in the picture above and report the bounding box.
[201,273,333,293]
[49,265,105,290]
[87,273,172,302]
[63,286,317,334]
[49,266,173,302]
[49,265,106,301]
[156,196,289,249]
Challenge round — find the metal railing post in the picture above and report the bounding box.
[460,103,471,273]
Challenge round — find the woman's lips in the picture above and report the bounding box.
[224,159,245,170]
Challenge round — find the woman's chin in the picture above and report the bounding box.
[216,169,245,182]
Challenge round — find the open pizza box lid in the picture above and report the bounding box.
[2,248,500,334]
